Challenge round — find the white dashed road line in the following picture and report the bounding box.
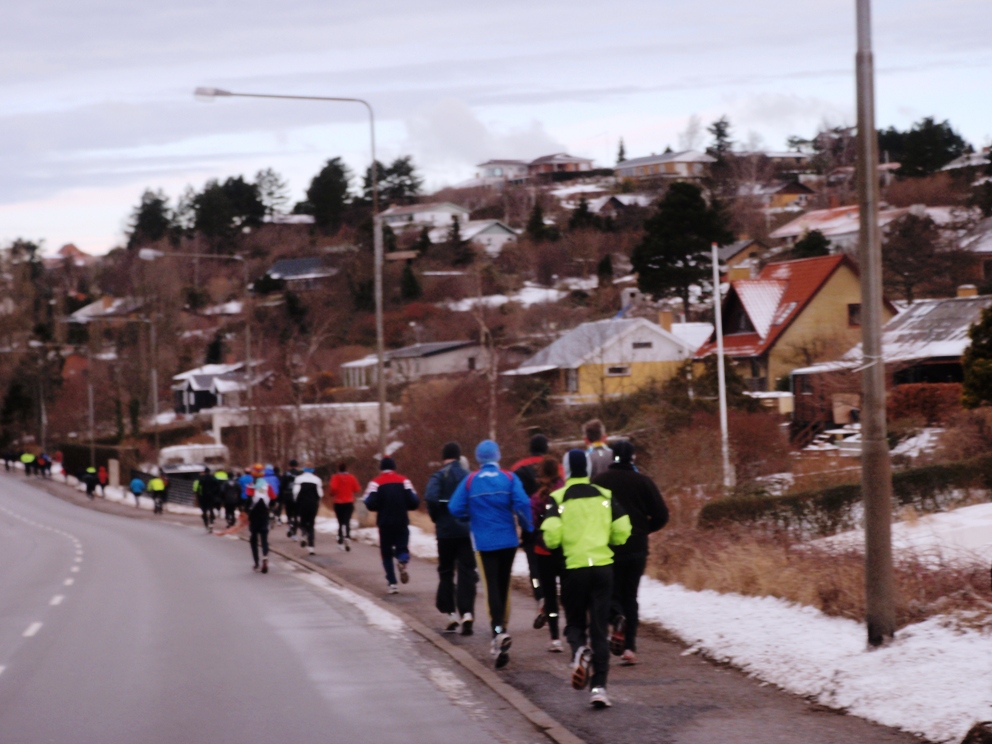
[23,623,42,638]
[49,596,64,606]
[64,579,74,586]
[70,566,79,573]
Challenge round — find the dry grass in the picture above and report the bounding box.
[648,527,992,630]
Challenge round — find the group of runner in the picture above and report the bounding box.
[367,419,668,710]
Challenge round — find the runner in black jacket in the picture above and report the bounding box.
[282,460,303,537]
[591,440,668,665]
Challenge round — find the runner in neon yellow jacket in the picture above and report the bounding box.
[541,475,631,569]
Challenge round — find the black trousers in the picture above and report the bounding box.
[200,505,215,529]
[225,502,238,527]
[436,537,477,616]
[284,498,298,534]
[250,526,269,567]
[520,532,543,601]
[477,547,517,636]
[535,550,565,640]
[611,554,647,652]
[334,503,354,541]
[298,496,319,547]
[563,565,613,689]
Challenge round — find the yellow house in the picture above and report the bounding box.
[696,255,896,391]
[505,317,694,402]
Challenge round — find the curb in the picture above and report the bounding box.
[257,540,586,744]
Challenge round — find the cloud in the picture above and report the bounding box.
[404,99,563,172]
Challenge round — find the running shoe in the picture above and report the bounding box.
[621,649,638,666]
[533,605,548,630]
[398,562,409,584]
[261,557,268,574]
[444,613,461,633]
[460,612,474,636]
[589,687,612,708]
[548,639,563,653]
[572,646,592,689]
[388,584,399,594]
[492,632,512,669]
[609,616,626,657]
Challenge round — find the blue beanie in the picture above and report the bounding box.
[475,440,501,465]
[564,449,589,479]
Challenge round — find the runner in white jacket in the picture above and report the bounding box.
[293,467,324,555]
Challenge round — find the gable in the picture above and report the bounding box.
[579,320,690,366]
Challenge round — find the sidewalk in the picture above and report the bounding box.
[267,522,920,744]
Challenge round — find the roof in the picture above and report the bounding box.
[696,255,860,359]
[68,296,145,322]
[587,194,654,213]
[173,363,243,384]
[529,153,594,166]
[769,205,908,241]
[737,181,815,197]
[515,317,690,371]
[670,322,714,353]
[427,219,518,244]
[718,239,768,263]
[960,216,992,255]
[380,202,470,217]
[794,295,992,374]
[941,151,990,171]
[267,257,338,281]
[616,150,716,169]
[340,340,478,368]
[477,159,528,167]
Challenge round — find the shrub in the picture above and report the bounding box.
[887,383,962,425]
[698,453,992,536]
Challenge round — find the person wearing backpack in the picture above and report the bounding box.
[425,442,475,635]
[530,456,566,652]
[448,440,533,670]
[542,449,631,709]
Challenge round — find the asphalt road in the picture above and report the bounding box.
[0,474,541,744]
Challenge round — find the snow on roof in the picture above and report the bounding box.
[735,280,787,338]
[516,317,689,371]
[267,257,337,280]
[380,202,470,217]
[617,150,716,168]
[670,322,714,353]
[529,153,594,166]
[549,183,609,198]
[172,362,243,383]
[476,159,528,167]
[69,296,145,322]
[200,300,243,316]
[427,219,518,244]
[340,341,478,368]
[770,205,908,240]
[960,216,992,255]
[794,294,992,374]
[941,151,991,171]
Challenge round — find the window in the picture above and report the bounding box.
[467,356,476,371]
[848,303,861,327]
[355,420,368,434]
[606,365,631,377]
[632,341,653,349]
[566,369,578,392]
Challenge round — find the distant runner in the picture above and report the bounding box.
[293,465,323,555]
[363,457,419,595]
[329,463,361,551]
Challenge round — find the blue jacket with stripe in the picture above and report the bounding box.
[448,463,533,552]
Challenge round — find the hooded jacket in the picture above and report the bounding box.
[363,471,419,528]
[248,481,271,530]
[541,477,631,570]
[448,463,533,552]
[424,460,470,540]
[592,462,668,558]
[263,467,281,498]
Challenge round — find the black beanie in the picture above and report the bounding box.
[611,440,635,464]
[566,449,589,479]
[442,442,461,461]
[380,457,396,471]
[529,434,549,456]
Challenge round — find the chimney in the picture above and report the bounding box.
[958,284,978,298]
[658,310,673,332]
[728,266,751,282]
[101,296,113,310]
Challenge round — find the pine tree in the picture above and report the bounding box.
[414,225,432,254]
[962,307,992,409]
[400,261,422,300]
[526,203,546,242]
[596,253,613,279]
[630,182,733,316]
[568,197,600,231]
[617,138,626,164]
[793,229,831,259]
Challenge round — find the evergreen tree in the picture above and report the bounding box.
[303,158,351,233]
[792,229,831,259]
[127,190,173,248]
[448,216,473,265]
[881,214,941,302]
[526,203,546,242]
[962,306,992,408]
[205,333,224,364]
[596,253,613,279]
[706,116,733,160]
[617,138,626,164]
[413,225,432,254]
[362,156,423,206]
[400,261,422,300]
[568,197,600,231]
[879,118,969,177]
[192,176,265,247]
[630,182,733,316]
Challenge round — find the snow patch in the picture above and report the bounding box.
[299,572,406,635]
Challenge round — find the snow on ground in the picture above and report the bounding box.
[299,571,406,635]
[444,282,568,312]
[314,517,438,559]
[892,427,943,460]
[815,500,992,567]
[634,580,991,742]
[349,510,990,741]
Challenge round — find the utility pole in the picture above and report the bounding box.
[855,0,896,647]
[87,343,95,469]
[711,243,734,491]
[150,317,160,463]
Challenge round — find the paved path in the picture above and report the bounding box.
[0,473,542,744]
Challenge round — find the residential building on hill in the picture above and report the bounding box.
[340,340,491,388]
[614,150,715,181]
[504,317,694,402]
[719,239,770,273]
[528,153,595,176]
[264,257,339,290]
[427,219,519,257]
[695,255,897,392]
[475,159,529,186]
[380,202,471,230]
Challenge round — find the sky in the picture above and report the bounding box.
[1,0,990,255]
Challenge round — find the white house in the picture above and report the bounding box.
[615,150,715,181]
[341,341,492,388]
[428,219,519,257]
[475,159,530,186]
[380,202,471,231]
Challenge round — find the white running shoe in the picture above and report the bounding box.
[388,584,399,595]
[492,632,512,669]
[338,542,346,551]
[548,639,564,653]
[444,613,461,633]
[460,612,474,636]
[589,687,611,708]
[308,547,315,555]
[344,538,351,552]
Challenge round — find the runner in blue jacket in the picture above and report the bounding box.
[448,439,533,669]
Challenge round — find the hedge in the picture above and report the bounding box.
[698,454,992,537]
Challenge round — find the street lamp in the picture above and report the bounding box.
[193,86,388,456]
[138,249,256,462]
